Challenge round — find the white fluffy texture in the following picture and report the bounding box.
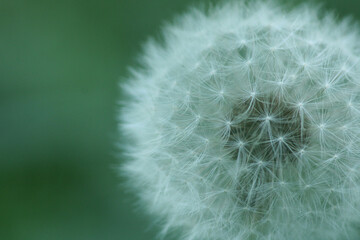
[121,1,360,239]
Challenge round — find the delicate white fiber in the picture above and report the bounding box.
[120,1,360,239]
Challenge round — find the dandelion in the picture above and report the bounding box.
[120,1,360,239]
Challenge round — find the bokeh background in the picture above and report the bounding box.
[1,0,359,239]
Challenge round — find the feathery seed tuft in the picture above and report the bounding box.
[120,1,360,239]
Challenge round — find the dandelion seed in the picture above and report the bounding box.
[120,1,360,239]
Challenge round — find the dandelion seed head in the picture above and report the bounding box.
[120,1,360,239]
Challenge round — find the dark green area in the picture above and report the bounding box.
[0,0,359,239]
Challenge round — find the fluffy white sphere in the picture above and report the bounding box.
[120,1,360,239]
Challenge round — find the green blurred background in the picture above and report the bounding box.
[0,0,359,239]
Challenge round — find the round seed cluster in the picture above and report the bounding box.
[121,2,360,240]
